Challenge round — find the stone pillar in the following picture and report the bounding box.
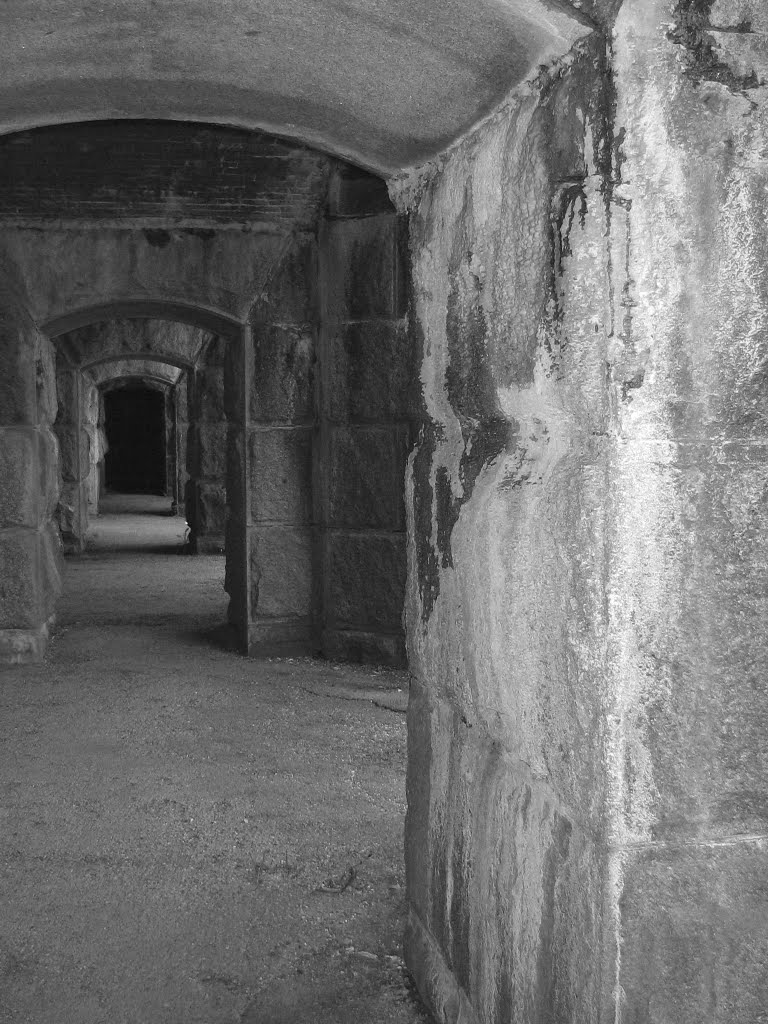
[223,325,250,652]
[394,44,613,1023]
[54,362,89,553]
[318,170,412,665]
[603,4,768,1020]
[83,380,101,515]
[0,283,62,663]
[190,339,227,552]
[247,235,317,654]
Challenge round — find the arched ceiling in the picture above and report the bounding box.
[0,0,591,173]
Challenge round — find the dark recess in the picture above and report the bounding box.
[104,386,166,495]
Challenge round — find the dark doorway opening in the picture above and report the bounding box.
[104,385,166,494]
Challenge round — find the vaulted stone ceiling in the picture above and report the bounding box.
[0,0,590,173]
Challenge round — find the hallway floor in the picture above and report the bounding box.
[0,496,429,1024]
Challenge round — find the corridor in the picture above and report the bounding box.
[0,501,427,1024]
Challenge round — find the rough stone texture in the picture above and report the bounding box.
[324,216,402,320]
[394,40,615,1024]
[249,429,313,525]
[328,427,409,531]
[317,203,413,666]
[0,282,61,662]
[0,428,39,527]
[0,531,41,629]
[249,527,313,620]
[327,534,406,631]
[327,322,420,425]
[1,227,291,326]
[250,326,315,425]
[618,840,768,1023]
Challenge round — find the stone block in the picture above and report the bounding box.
[328,426,409,529]
[35,334,58,428]
[224,517,248,632]
[0,323,36,425]
[249,526,313,618]
[55,370,79,426]
[197,423,227,481]
[324,215,398,320]
[195,366,225,422]
[249,327,315,424]
[321,628,405,667]
[223,339,247,425]
[0,428,38,528]
[0,529,40,629]
[39,521,63,620]
[611,448,768,841]
[404,688,604,1023]
[326,322,421,423]
[619,841,768,1024]
[225,426,247,511]
[249,428,312,524]
[56,426,89,483]
[38,427,60,521]
[262,233,317,323]
[327,533,406,630]
[248,616,314,657]
[197,483,227,537]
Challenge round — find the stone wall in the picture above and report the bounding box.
[606,2,768,1020]
[0,268,62,662]
[393,39,617,1024]
[317,167,416,665]
[246,233,318,653]
[186,336,228,553]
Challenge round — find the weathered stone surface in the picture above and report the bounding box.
[257,234,317,325]
[38,427,60,521]
[323,215,398,320]
[328,426,409,530]
[0,314,36,425]
[249,428,312,524]
[248,616,314,656]
[39,521,62,620]
[0,428,37,527]
[35,332,57,426]
[328,533,405,630]
[249,327,315,425]
[197,483,227,537]
[326,322,420,424]
[321,628,405,667]
[54,369,79,425]
[195,366,225,423]
[396,37,615,1022]
[196,423,227,480]
[328,166,394,219]
[618,841,768,1024]
[249,526,313,619]
[406,682,605,1024]
[0,530,39,628]
[56,425,89,482]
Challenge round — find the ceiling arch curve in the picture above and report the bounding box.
[0,0,591,173]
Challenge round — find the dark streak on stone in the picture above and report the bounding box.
[143,228,171,247]
[669,0,761,91]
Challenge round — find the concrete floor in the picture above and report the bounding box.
[0,495,429,1024]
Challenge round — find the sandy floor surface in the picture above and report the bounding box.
[0,495,429,1024]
